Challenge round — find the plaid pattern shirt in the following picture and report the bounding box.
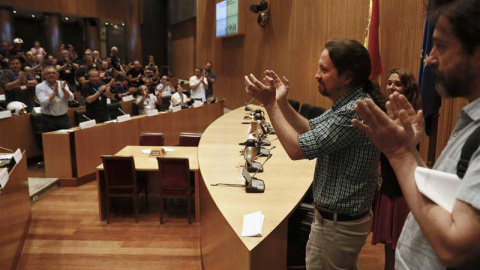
[298,88,379,215]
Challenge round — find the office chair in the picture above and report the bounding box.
[179,132,202,146]
[287,99,300,112]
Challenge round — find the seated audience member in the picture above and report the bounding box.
[82,69,111,123]
[99,61,113,84]
[111,77,135,101]
[189,67,207,102]
[135,85,160,115]
[127,60,144,87]
[144,54,158,71]
[352,1,480,268]
[156,75,173,97]
[143,77,156,94]
[110,46,122,71]
[56,49,79,90]
[143,67,155,81]
[0,39,8,58]
[0,56,38,112]
[152,69,161,85]
[30,40,46,60]
[9,38,25,62]
[77,56,95,85]
[35,67,73,131]
[22,51,44,82]
[92,50,102,69]
[170,84,190,109]
[0,54,8,69]
[45,55,57,68]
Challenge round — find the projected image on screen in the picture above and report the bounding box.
[216,0,239,37]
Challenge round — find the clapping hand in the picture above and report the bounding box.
[61,80,68,91]
[352,93,425,159]
[244,70,280,107]
[264,70,290,102]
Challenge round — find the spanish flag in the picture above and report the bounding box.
[364,0,382,81]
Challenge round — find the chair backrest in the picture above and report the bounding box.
[179,132,202,146]
[139,132,165,146]
[158,96,171,111]
[308,106,325,120]
[156,157,190,191]
[299,103,313,119]
[287,99,300,112]
[74,109,87,125]
[108,103,123,119]
[102,155,137,192]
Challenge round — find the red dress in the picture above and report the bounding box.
[371,154,410,249]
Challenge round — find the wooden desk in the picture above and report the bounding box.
[0,101,135,160]
[43,102,224,186]
[96,146,201,222]
[0,151,31,269]
[198,106,316,269]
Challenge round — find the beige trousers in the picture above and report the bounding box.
[305,210,373,270]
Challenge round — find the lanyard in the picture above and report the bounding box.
[46,80,61,98]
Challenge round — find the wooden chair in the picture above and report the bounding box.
[139,132,165,146]
[156,157,194,224]
[179,132,202,146]
[101,155,148,224]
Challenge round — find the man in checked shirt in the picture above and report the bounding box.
[245,39,383,270]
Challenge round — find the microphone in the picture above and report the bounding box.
[0,106,6,111]
[252,153,272,179]
[118,107,127,115]
[82,114,93,121]
[245,98,254,111]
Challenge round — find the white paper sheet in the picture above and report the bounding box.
[414,167,461,213]
[242,211,265,237]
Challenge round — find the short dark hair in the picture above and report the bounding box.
[8,55,21,62]
[429,0,480,54]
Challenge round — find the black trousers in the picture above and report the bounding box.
[42,113,71,132]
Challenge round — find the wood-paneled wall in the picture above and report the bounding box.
[196,0,467,163]
[1,0,127,21]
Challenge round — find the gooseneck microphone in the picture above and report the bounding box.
[82,114,93,121]
[251,153,272,179]
[118,107,127,115]
[245,98,255,111]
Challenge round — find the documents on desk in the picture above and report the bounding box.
[0,167,9,189]
[242,211,265,237]
[13,148,22,163]
[55,129,74,133]
[415,167,461,213]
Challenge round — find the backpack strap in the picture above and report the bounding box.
[457,124,480,179]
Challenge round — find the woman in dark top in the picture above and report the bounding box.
[371,68,422,270]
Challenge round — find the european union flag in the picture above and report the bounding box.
[418,8,441,136]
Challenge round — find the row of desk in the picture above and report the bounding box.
[43,101,224,186]
[0,101,134,159]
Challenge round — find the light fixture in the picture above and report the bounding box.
[65,17,69,21]
[31,15,35,18]
[105,22,109,26]
[13,10,16,14]
[122,23,125,26]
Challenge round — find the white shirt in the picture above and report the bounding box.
[136,94,158,115]
[35,80,74,116]
[189,75,207,102]
[155,83,173,96]
[170,92,188,109]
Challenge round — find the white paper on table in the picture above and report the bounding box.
[0,94,5,101]
[55,129,74,133]
[13,148,22,163]
[0,154,14,160]
[0,168,9,189]
[122,95,134,102]
[241,211,265,237]
[163,147,175,152]
[414,167,461,213]
[141,149,152,155]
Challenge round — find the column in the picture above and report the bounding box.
[0,6,14,43]
[85,18,100,50]
[44,13,62,56]
[125,0,142,62]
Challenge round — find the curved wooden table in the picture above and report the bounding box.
[198,106,315,269]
